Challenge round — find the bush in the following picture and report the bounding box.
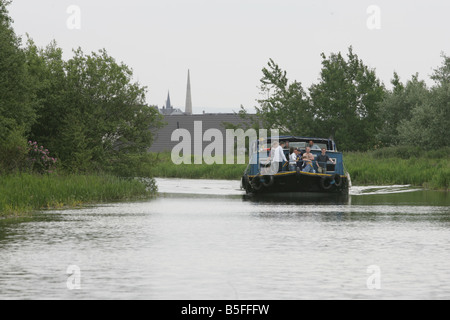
[0,128,28,174]
[27,141,58,174]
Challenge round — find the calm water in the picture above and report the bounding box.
[0,178,449,300]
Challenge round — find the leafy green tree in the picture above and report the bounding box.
[25,41,164,171]
[24,38,67,153]
[256,59,314,136]
[397,54,450,149]
[62,48,163,168]
[377,73,429,146]
[0,0,35,171]
[309,47,385,151]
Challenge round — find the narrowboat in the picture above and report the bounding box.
[241,136,350,195]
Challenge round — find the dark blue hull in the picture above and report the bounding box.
[242,171,349,195]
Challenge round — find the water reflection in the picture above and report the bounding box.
[244,192,350,205]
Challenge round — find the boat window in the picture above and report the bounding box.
[315,143,327,150]
[288,142,329,151]
[289,142,306,150]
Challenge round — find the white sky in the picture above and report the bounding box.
[8,0,450,113]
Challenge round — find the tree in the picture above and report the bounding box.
[0,0,35,171]
[377,73,429,146]
[24,38,67,153]
[25,42,164,171]
[309,47,385,151]
[397,54,450,149]
[256,59,314,136]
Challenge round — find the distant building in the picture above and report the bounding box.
[157,70,193,116]
[149,113,252,154]
[159,92,184,115]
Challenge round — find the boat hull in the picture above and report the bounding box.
[242,171,349,195]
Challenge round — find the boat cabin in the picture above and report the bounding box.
[246,136,346,176]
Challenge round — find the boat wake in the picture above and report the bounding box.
[350,185,422,196]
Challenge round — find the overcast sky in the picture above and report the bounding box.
[8,0,450,113]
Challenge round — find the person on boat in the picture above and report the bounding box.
[270,141,287,173]
[295,148,304,169]
[289,147,298,171]
[316,147,335,174]
[308,140,321,151]
[302,147,316,173]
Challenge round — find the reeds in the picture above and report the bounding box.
[146,152,248,180]
[345,150,449,190]
[0,173,152,217]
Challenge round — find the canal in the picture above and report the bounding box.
[0,178,449,299]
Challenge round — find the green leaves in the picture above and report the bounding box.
[256,48,449,152]
[257,59,313,136]
[1,0,163,174]
[25,43,164,172]
[0,1,35,138]
[309,47,385,151]
[378,55,450,150]
[256,47,385,150]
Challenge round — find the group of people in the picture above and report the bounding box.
[269,140,336,174]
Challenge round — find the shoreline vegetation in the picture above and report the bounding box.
[0,174,155,218]
[1,146,448,218]
[146,147,449,191]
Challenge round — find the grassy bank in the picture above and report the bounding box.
[147,149,449,190]
[0,173,154,218]
[146,152,248,180]
[345,148,450,190]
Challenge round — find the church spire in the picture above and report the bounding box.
[166,91,172,109]
[185,70,192,115]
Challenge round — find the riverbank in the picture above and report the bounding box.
[0,174,155,218]
[345,150,449,190]
[146,149,449,191]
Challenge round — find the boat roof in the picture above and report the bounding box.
[265,136,334,143]
[256,136,338,151]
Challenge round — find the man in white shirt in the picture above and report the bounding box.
[271,141,287,173]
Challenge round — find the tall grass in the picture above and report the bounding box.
[345,150,449,190]
[0,173,153,217]
[146,152,248,180]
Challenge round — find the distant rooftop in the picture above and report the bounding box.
[149,113,255,154]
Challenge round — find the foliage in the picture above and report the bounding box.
[0,173,154,217]
[252,48,385,151]
[345,148,449,190]
[27,141,58,174]
[378,54,450,149]
[0,0,36,171]
[376,73,429,146]
[0,127,28,174]
[256,59,314,135]
[144,152,248,180]
[309,47,385,151]
[25,42,164,172]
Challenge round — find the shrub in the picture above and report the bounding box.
[0,128,28,174]
[27,141,58,174]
